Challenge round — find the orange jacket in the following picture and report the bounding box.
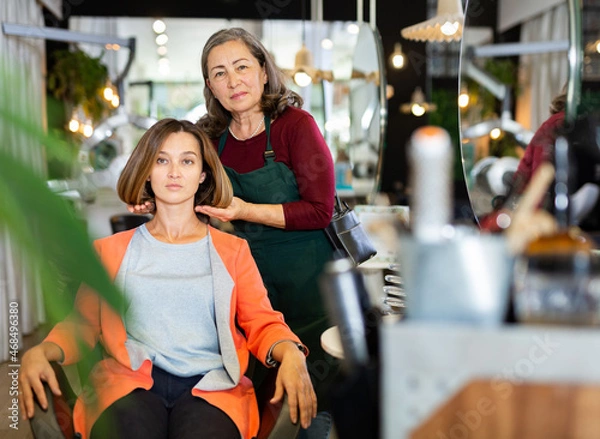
[44,226,303,439]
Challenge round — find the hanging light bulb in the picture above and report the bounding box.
[400,87,437,117]
[286,43,333,87]
[294,71,313,87]
[389,42,406,69]
[293,44,314,87]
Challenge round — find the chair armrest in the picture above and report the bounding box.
[256,393,301,439]
[29,382,67,439]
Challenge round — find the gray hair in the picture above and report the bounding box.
[197,27,303,137]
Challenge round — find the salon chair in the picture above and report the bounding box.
[109,213,151,234]
[29,354,300,439]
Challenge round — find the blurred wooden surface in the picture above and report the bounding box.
[411,379,600,438]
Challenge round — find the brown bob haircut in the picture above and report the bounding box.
[117,118,232,214]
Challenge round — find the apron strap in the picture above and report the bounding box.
[264,117,275,161]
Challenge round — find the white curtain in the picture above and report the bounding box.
[515,2,569,132]
[0,0,47,361]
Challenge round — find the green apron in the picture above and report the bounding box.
[218,117,337,409]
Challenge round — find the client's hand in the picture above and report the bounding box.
[270,341,317,429]
[19,342,64,419]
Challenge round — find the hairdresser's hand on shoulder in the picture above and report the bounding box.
[127,201,155,215]
[19,342,64,420]
[195,197,246,223]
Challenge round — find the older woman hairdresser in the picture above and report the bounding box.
[19,119,316,439]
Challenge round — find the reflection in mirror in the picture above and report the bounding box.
[459,1,569,223]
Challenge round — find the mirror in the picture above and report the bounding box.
[459,0,570,223]
[345,22,387,203]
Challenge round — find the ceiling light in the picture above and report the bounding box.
[400,87,437,116]
[489,128,502,140]
[294,71,313,87]
[102,85,114,101]
[152,19,166,34]
[82,123,94,138]
[155,33,168,46]
[401,0,464,42]
[458,87,470,108]
[321,38,333,50]
[389,42,405,69]
[157,45,167,56]
[68,119,80,133]
[285,44,334,87]
[347,23,360,34]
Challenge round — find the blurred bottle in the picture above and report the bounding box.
[319,258,379,374]
[408,126,453,242]
[513,136,598,326]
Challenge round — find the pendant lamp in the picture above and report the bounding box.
[401,0,464,43]
[400,87,437,117]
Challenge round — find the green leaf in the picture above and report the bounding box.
[0,101,123,326]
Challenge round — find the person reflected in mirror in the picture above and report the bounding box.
[512,87,600,228]
[19,119,316,439]
[131,27,338,439]
[480,90,566,232]
[512,90,566,186]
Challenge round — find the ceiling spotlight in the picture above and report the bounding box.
[157,46,168,56]
[155,33,168,46]
[153,19,166,34]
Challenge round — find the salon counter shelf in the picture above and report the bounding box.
[381,322,600,439]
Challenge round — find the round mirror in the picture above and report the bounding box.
[459,0,571,223]
[343,22,387,203]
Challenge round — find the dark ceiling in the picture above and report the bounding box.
[63,0,356,22]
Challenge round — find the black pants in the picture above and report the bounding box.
[90,366,239,439]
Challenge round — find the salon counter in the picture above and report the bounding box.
[381,322,600,438]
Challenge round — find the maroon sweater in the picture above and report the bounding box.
[213,106,335,230]
[515,111,565,184]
